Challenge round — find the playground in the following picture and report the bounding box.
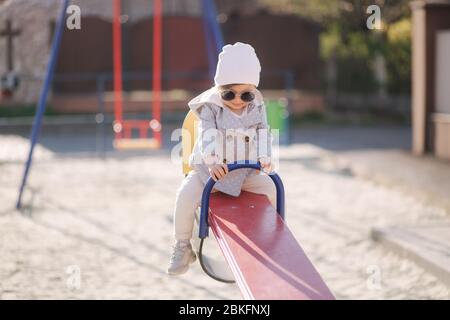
[1,0,450,300]
[1,127,449,299]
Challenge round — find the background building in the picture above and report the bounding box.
[0,0,321,115]
[411,0,450,160]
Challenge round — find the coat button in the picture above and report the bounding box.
[223,158,227,164]
[244,136,250,143]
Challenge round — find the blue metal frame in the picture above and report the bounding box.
[201,0,224,80]
[201,0,216,80]
[199,161,285,239]
[16,0,70,209]
[205,0,224,53]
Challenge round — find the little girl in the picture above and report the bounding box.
[168,42,276,275]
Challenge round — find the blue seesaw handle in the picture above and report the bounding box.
[199,160,285,239]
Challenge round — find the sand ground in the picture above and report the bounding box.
[1,137,449,299]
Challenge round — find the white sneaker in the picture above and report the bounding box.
[167,240,196,276]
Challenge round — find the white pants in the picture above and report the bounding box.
[173,170,277,240]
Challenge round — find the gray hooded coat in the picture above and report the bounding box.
[187,86,272,197]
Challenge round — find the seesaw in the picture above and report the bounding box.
[191,161,335,300]
[181,110,334,299]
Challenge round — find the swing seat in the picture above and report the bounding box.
[113,138,160,150]
[113,119,161,150]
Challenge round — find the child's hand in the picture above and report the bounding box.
[259,157,273,173]
[209,164,229,181]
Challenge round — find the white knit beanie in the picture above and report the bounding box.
[214,42,261,87]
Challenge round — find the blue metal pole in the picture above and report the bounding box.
[199,161,285,239]
[16,0,70,209]
[206,0,224,53]
[201,0,216,80]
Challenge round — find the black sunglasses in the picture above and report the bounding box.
[220,90,255,102]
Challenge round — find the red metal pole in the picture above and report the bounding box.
[152,0,162,146]
[113,0,123,140]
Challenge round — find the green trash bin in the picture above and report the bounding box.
[266,98,289,144]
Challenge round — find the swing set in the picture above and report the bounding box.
[17,0,220,207]
[112,0,162,150]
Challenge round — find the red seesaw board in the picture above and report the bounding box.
[208,191,335,300]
